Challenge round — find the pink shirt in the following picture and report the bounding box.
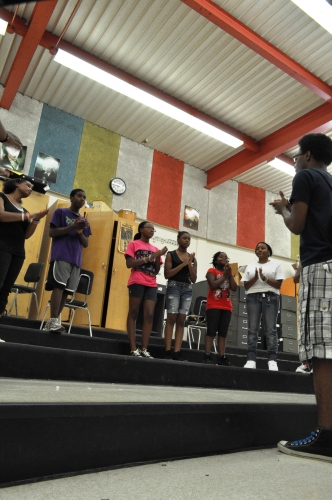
[125,240,161,287]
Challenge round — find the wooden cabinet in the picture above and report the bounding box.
[72,209,115,327]
[105,217,138,332]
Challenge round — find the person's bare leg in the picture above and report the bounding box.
[164,313,176,350]
[312,358,332,429]
[204,335,214,353]
[58,291,69,315]
[217,336,226,356]
[141,299,156,350]
[126,296,142,351]
[173,313,186,352]
[50,288,64,318]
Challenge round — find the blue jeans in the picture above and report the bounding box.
[246,292,279,362]
[166,281,192,315]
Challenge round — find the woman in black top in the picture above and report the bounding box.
[0,178,48,318]
[164,231,197,360]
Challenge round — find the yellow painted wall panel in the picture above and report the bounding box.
[291,233,300,261]
[73,122,120,206]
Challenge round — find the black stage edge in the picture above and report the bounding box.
[0,342,314,394]
[0,402,317,487]
[1,318,304,369]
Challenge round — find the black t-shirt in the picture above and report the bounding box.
[0,192,30,257]
[290,168,332,267]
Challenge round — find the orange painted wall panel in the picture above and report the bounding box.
[237,183,265,250]
[147,151,184,229]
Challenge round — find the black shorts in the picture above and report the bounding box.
[128,284,158,302]
[206,309,232,338]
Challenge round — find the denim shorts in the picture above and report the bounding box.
[166,280,192,315]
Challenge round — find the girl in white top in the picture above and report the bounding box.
[241,242,284,371]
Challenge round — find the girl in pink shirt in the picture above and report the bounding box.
[125,221,167,358]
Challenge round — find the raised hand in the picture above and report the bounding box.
[30,208,49,220]
[270,190,291,214]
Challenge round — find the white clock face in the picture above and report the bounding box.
[110,178,126,195]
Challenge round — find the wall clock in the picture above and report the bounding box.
[110,177,126,195]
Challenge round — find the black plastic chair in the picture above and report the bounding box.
[8,262,44,319]
[40,269,94,336]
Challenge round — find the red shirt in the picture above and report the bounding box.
[206,268,233,312]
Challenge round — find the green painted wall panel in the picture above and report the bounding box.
[291,233,300,261]
[73,122,120,206]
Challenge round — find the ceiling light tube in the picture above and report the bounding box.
[268,158,295,177]
[291,0,332,35]
[53,49,243,148]
[0,20,8,36]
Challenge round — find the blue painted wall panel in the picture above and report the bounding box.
[29,105,84,195]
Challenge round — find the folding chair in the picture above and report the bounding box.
[40,269,94,336]
[8,262,44,319]
[187,298,207,350]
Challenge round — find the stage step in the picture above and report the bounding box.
[0,340,314,394]
[0,399,317,487]
[1,316,301,371]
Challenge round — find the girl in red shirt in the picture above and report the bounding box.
[204,251,237,365]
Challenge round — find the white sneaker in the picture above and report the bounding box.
[139,348,153,358]
[268,360,278,371]
[244,360,256,369]
[43,318,65,333]
[0,338,5,342]
[130,348,142,357]
[296,363,310,374]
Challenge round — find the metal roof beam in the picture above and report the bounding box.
[0,7,259,152]
[0,1,57,109]
[206,102,332,188]
[181,0,332,101]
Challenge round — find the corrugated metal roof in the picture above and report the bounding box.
[0,0,332,188]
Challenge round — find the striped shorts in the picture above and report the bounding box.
[298,260,332,361]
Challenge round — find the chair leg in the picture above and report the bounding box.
[32,292,40,320]
[197,328,201,350]
[68,309,75,334]
[7,290,19,317]
[40,303,50,330]
[86,308,92,337]
[187,326,192,349]
[213,338,217,353]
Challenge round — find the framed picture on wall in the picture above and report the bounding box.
[183,205,199,231]
[119,221,134,253]
[0,144,27,173]
[34,152,60,184]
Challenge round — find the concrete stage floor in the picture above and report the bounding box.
[2,378,326,499]
[0,377,315,404]
[1,448,331,500]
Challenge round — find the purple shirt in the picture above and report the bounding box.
[50,208,92,267]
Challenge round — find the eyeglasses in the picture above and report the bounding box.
[142,226,156,232]
[292,153,305,163]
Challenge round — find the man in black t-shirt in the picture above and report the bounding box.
[270,133,332,462]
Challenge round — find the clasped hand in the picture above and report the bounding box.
[72,217,89,233]
[269,190,291,214]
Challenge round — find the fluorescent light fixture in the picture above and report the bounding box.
[291,0,332,35]
[0,20,8,36]
[268,158,295,177]
[53,49,243,148]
